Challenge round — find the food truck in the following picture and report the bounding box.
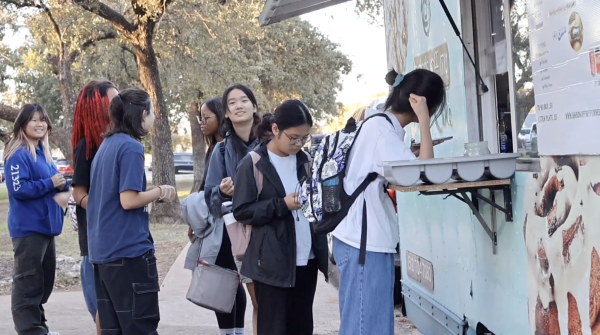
[259,0,600,334]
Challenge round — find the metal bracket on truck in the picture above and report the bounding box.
[399,179,513,255]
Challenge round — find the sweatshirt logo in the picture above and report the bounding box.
[10,165,21,192]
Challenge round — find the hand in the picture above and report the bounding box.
[409,94,430,122]
[158,185,176,203]
[220,177,234,196]
[284,192,300,210]
[410,139,420,155]
[187,226,195,242]
[53,192,70,208]
[51,174,66,190]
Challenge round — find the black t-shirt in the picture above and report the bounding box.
[72,138,94,256]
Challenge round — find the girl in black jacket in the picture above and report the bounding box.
[232,100,329,335]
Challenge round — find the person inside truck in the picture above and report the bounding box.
[332,68,446,335]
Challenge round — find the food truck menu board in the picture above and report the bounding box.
[528,0,600,155]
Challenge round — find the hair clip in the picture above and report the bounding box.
[392,74,405,88]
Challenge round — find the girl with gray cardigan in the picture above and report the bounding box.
[203,84,261,335]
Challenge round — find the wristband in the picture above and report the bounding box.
[78,195,88,206]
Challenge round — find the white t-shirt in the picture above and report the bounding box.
[332,112,416,253]
[267,150,315,266]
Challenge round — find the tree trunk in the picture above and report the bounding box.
[190,103,206,193]
[50,131,72,162]
[134,32,181,224]
[56,55,76,162]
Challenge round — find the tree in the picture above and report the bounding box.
[1,0,353,216]
[189,103,205,193]
[0,0,117,160]
[69,0,182,223]
[509,0,535,131]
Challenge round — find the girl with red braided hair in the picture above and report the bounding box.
[70,80,118,335]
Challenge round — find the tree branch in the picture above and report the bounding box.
[0,0,41,9]
[72,0,136,34]
[41,3,63,46]
[69,29,118,61]
[0,103,18,122]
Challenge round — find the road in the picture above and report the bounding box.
[145,169,194,183]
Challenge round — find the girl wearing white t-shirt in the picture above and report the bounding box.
[232,100,329,335]
[332,69,447,335]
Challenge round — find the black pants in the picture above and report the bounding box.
[94,250,160,335]
[254,259,318,335]
[11,233,56,335]
[214,228,246,329]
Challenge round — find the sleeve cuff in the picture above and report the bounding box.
[274,197,290,216]
[44,178,54,191]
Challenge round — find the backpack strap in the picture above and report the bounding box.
[218,139,227,170]
[354,172,378,265]
[302,151,313,180]
[364,112,393,125]
[248,152,263,197]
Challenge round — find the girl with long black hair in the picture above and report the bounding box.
[204,84,261,335]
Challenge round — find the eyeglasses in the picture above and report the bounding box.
[283,131,311,146]
[196,115,216,124]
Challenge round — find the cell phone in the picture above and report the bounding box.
[411,136,453,147]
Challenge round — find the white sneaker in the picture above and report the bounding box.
[48,332,60,335]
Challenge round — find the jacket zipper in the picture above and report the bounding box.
[258,232,266,267]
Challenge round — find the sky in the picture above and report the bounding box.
[2,2,388,107]
[302,2,389,105]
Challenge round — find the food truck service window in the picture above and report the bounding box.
[461,0,539,170]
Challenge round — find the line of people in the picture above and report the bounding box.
[182,69,446,335]
[5,67,445,335]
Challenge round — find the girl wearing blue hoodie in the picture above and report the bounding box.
[5,103,70,335]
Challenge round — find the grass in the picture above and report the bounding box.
[0,188,7,204]
[0,179,194,256]
[0,179,195,293]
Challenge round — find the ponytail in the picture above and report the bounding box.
[255,113,275,142]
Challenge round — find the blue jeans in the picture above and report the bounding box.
[81,256,97,320]
[333,237,395,335]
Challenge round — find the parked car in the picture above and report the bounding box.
[55,159,74,178]
[0,171,4,183]
[174,152,193,174]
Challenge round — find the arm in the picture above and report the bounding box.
[73,186,89,209]
[372,130,417,176]
[71,140,91,208]
[232,155,290,227]
[117,150,160,210]
[204,142,230,218]
[120,188,161,210]
[6,153,55,200]
[417,117,434,159]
